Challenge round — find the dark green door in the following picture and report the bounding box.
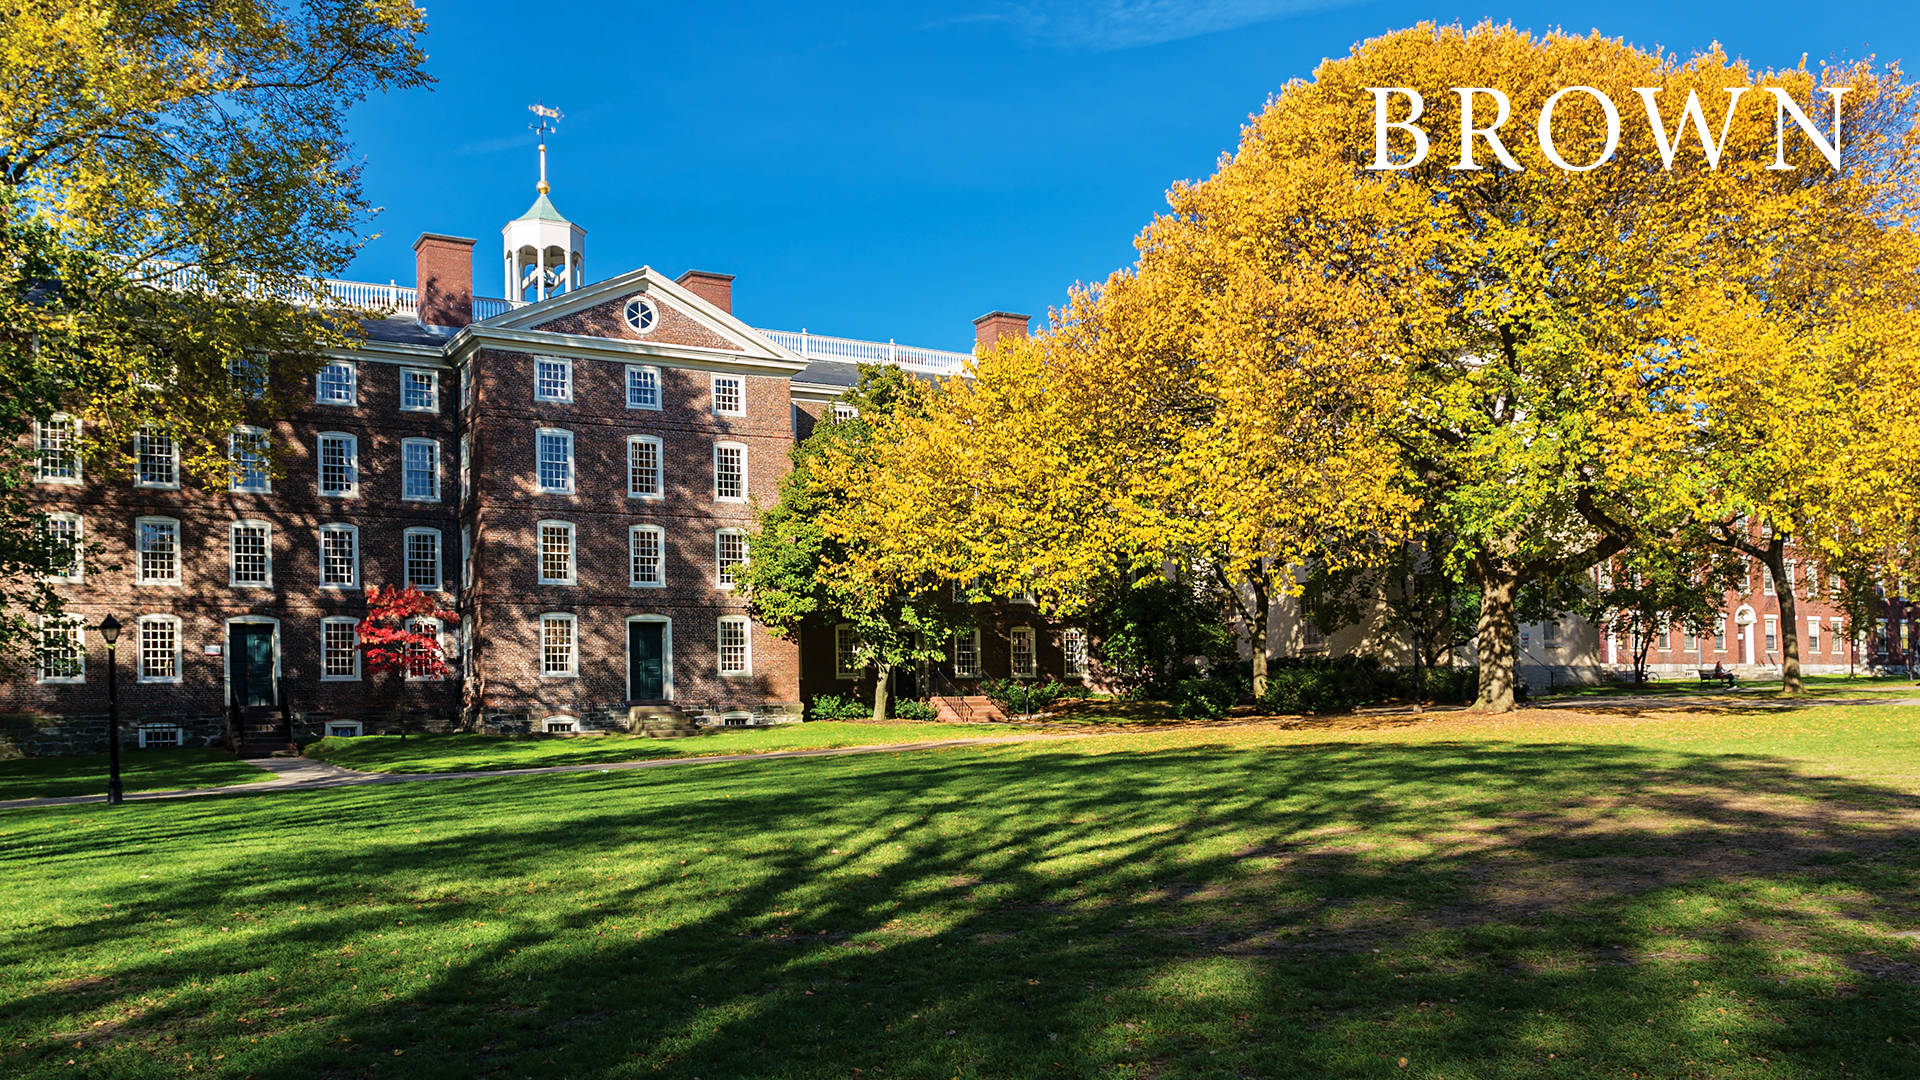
[628,622,665,701]
[229,624,276,707]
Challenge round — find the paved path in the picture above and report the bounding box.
[0,735,1056,812]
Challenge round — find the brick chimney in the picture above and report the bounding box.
[677,269,734,314]
[973,311,1031,352]
[413,233,476,328]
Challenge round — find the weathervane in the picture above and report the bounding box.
[528,102,563,194]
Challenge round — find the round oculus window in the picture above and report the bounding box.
[623,297,659,334]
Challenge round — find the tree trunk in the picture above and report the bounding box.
[871,660,892,721]
[1473,571,1521,712]
[1248,572,1270,700]
[1764,541,1803,695]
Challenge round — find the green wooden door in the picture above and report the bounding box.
[229,624,276,707]
[628,622,665,701]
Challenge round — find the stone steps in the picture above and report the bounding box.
[931,695,1007,724]
[629,704,700,739]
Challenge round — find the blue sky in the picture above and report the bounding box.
[344,1,1918,351]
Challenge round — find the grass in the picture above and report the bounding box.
[0,748,274,801]
[303,720,1010,773]
[1538,672,1920,700]
[4,704,1920,1078]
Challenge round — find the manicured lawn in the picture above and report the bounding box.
[1538,673,1920,700]
[4,705,1919,1078]
[0,748,274,801]
[304,720,1010,773]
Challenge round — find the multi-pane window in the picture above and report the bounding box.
[1542,620,1561,650]
[626,365,661,410]
[718,617,750,675]
[715,529,746,587]
[1831,617,1845,653]
[136,517,181,585]
[1784,560,1798,595]
[36,415,80,484]
[832,403,858,422]
[534,356,572,402]
[44,514,82,582]
[1764,615,1779,653]
[1715,620,1728,654]
[629,525,664,587]
[229,352,268,399]
[231,426,270,492]
[541,614,577,677]
[405,528,442,591]
[538,521,576,585]
[537,429,574,493]
[459,364,471,409]
[1010,626,1037,679]
[1063,628,1088,679]
[316,360,357,405]
[954,628,982,678]
[835,624,861,678]
[1807,617,1822,656]
[405,617,443,681]
[713,443,746,502]
[318,433,358,497]
[461,526,473,590]
[138,616,181,683]
[400,368,438,412]
[1762,566,1775,595]
[37,617,85,684]
[628,436,662,499]
[229,521,272,587]
[1685,630,1701,654]
[134,427,179,488]
[321,618,360,680]
[460,435,472,500]
[402,439,440,501]
[319,524,359,589]
[711,375,744,416]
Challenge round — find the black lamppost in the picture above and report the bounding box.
[98,614,123,805]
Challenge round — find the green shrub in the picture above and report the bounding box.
[808,693,871,721]
[1168,676,1238,720]
[981,677,1072,715]
[1257,656,1384,715]
[892,699,939,722]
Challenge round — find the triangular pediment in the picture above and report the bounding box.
[473,267,802,369]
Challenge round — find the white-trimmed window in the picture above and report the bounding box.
[137,615,182,683]
[321,617,360,680]
[316,360,357,405]
[1062,627,1088,679]
[230,426,270,492]
[137,726,183,749]
[1010,626,1036,679]
[317,432,358,497]
[629,525,664,587]
[711,374,745,416]
[539,521,576,585]
[1784,560,1798,595]
[832,403,858,422]
[402,438,440,501]
[459,363,471,409]
[954,628,981,678]
[540,613,577,677]
[1685,630,1701,654]
[1832,617,1845,654]
[1762,566,1775,595]
[404,527,442,591]
[44,513,82,583]
[718,616,750,676]
[715,528,746,588]
[628,435,662,499]
[460,434,472,500]
[229,521,273,587]
[37,616,85,684]
[405,616,445,681]
[318,524,359,589]
[541,715,579,734]
[1715,620,1728,654]
[327,720,364,738]
[626,364,662,410]
[229,352,268,399]
[136,516,181,586]
[1764,614,1779,653]
[713,442,746,502]
[624,296,658,334]
[400,367,438,412]
[35,415,80,484]
[534,356,572,402]
[461,526,473,590]
[536,428,574,493]
[134,427,179,489]
[1807,617,1822,656]
[834,624,861,679]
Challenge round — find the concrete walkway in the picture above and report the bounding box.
[0,734,1054,812]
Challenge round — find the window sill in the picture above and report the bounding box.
[36,677,86,686]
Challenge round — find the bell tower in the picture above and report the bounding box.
[503,104,586,303]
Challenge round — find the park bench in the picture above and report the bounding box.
[1697,669,1737,688]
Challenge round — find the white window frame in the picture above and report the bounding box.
[541,715,580,734]
[404,526,443,591]
[137,725,184,749]
[44,512,83,583]
[461,526,473,591]
[320,617,361,681]
[1762,566,1775,596]
[136,615,183,684]
[36,615,86,684]
[404,616,446,682]
[954,628,982,679]
[35,414,81,486]
[399,367,439,413]
[326,720,365,738]
[710,374,746,417]
[832,402,859,422]
[626,364,662,410]
[1764,614,1779,654]
[1010,626,1037,679]
[627,435,663,500]
[1062,627,1088,679]
[534,355,573,403]
[623,296,659,335]
[629,525,665,588]
[536,428,574,494]
[540,613,578,678]
[318,523,360,590]
[1832,617,1845,654]
[317,432,359,498]
[230,425,271,493]
[228,520,274,588]
[459,363,472,409]
[717,615,752,677]
[315,360,357,406]
[135,515,182,586]
[713,442,747,503]
[834,623,861,679]
[715,528,747,589]
[1806,617,1822,656]
[401,438,441,502]
[133,427,180,489]
[1784,559,1797,595]
[230,352,268,399]
[538,520,577,585]
[460,434,472,501]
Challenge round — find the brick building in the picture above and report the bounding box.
[5,176,1081,755]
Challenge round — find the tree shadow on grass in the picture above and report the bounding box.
[4,740,1920,1078]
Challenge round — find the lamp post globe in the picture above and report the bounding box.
[98,615,123,805]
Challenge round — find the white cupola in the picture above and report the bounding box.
[502,132,585,302]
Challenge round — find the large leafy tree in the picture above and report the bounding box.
[1587,545,1744,686]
